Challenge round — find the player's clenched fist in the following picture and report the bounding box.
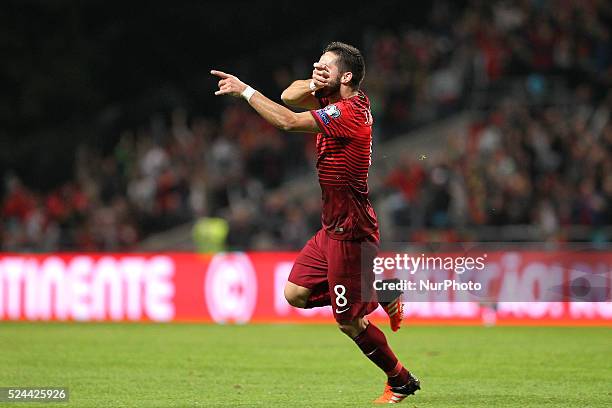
[211,70,248,97]
[311,62,330,90]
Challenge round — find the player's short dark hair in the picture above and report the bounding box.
[323,41,365,89]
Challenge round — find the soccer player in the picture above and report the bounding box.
[211,41,420,404]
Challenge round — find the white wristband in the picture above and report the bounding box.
[309,80,317,91]
[241,86,256,102]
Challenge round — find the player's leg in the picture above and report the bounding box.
[285,230,332,309]
[283,281,311,308]
[337,317,420,403]
[327,236,419,403]
[381,298,403,331]
[379,279,404,332]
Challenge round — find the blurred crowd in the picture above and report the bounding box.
[1,106,315,251]
[383,87,612,241]
[376,0,612,242]
[365,0,612,131]
[2,0,611,251]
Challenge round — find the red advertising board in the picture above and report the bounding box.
[0,252,610,325]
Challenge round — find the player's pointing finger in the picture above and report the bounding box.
[210,70,231,79]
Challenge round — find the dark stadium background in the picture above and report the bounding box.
[1,0,611,251]
[1,0,434,186]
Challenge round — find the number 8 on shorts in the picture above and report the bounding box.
[334,284,347,308]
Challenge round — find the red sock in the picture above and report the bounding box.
[353,323,410,387]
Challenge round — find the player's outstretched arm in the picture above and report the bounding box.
[211,70,320,133]
[280,63,331,110]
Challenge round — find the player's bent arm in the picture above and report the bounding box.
[281,80,321,110]
[211,70,320,133]
[248,92,320,133]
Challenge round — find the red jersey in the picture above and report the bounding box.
[309,90,379,241]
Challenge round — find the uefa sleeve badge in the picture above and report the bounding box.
[324,104,341,119]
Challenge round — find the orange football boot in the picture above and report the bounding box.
[373,374,420,404]
[382,297,403,332]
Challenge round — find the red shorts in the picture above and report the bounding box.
[288,229,379,323]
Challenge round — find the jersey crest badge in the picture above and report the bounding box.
[324,104,341,119]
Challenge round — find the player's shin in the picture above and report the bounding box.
[352,322,411,387]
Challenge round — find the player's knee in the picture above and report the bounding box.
[337,318,368,338]
[284,284,308,308]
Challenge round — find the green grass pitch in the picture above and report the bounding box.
[0,323,610,407]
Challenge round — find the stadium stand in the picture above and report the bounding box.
[1,0,611,251]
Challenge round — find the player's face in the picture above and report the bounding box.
[314,51,342,98]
